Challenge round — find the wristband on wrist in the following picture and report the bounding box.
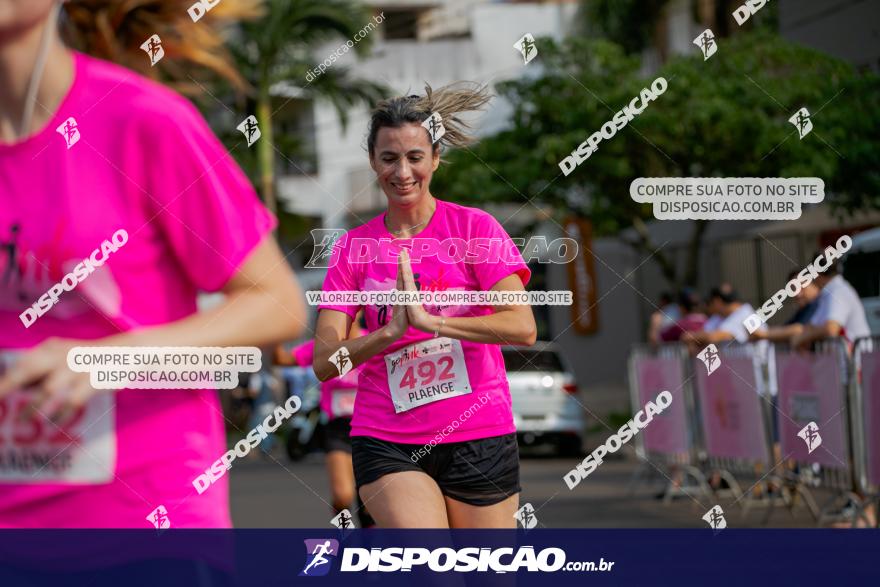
[433,316,445,338]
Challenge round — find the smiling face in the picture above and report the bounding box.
[369,122,440,210]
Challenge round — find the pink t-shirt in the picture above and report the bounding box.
[318,199,530,444]
[660,314,708,342]
[292,339,316,367]
[291,334,363,420]
[0,52,275,527]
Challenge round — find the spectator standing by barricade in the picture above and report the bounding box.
[659,288,707,343]
[792,253,870,351]
[750,268,821,343]
[682,286,759,351]
[648,292,681,344]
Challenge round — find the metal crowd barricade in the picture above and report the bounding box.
[853,336,879,527]
[773,337,857,526]
[691,341,778,514]
[626,343,710,501]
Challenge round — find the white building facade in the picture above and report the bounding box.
[275,0,579,230]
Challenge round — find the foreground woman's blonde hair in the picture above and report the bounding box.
[61,0,263,93]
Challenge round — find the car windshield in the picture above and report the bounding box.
[502,349,564,372]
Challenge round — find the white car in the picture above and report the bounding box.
[503,342,585,456]
[841,227,880,335]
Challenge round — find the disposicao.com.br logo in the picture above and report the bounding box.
[299,540,613,575]
[301,539,340,577]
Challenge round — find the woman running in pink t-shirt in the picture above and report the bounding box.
[0,1,305,529]
[314,84,537,528]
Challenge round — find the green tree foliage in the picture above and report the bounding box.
[576,0,672,54]
[218,0,387,216]
[432,30,879,287]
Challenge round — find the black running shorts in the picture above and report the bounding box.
[324,417,353,454]
[351,433,520,507]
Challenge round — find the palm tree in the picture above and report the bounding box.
[227,0,388,215]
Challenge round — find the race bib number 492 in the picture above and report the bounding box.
[385,338,472,413]
[0,354,116,483]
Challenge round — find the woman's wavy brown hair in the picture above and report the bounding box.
[367,82,492,160]
[61,0,263,94]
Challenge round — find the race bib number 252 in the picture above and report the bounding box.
[0,355,116,483]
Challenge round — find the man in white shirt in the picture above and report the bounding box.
[792,256,870,349]
[683,285,758,347]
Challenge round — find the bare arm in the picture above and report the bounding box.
[313,310,404,382]
[682,330,734,346]
[750,323,803,343]
[274,345,297,366]
[0,237,306,410]
[792,321,840,349]
[105,237,306,347]
[399,249,537,346]
[313,258,410,382]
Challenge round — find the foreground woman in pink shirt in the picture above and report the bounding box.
[0,0,305,527]
[314,85,537,528]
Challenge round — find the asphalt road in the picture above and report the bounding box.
[229,447,819,528]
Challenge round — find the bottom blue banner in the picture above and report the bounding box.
[0,529,876,586]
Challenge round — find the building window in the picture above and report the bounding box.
[274,98,317,176]
[381,10,419,40]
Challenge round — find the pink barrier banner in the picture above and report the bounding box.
[634,356,689,454]
[777,350,848,468]
[861,349,880,486]
[695,354,768,461]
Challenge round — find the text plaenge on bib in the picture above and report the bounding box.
[318,199,531,445]
[385,337,472,413]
